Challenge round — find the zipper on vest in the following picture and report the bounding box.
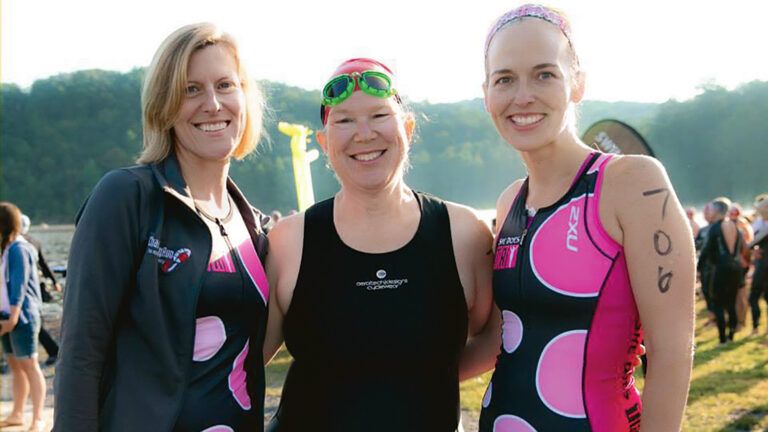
[517,228,527,298]
[213,217,248,298]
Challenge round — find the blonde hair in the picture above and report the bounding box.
[138,23,264,164]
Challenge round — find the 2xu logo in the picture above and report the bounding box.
[566,205,579,252]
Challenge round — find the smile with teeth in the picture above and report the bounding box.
[195,121,229,132]
[510,114,545,126]
[352,150,385,162]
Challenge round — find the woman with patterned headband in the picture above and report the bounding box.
[263,58,494,431]
[469,5,695,431]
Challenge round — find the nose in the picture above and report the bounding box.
[353,118,376,142]
[512,81,535,107]
[202,88,222,113]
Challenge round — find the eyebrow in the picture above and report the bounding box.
[490,63,559,76]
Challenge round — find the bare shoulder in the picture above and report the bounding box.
[604,155,673,213]
[267,212,305,267]
[497,179,526,211]
[266,212,305,314]
[496,179,526,233]
[444,201,493,248]
[604,155,670,191]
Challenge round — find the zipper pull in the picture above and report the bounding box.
[520,228,528,246]
[216,218,228,237]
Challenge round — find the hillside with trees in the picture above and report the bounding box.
[1,69,765,223]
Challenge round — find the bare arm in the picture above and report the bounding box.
[605,156,695,432]
[457,180,524,380]
[263,214,304,364]
[445,203,495,380]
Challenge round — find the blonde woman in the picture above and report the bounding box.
[54,23,270,431]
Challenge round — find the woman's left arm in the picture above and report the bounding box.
[0,244,33,334]
[605,156,695,432]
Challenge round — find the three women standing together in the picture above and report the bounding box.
[54,4,694,431]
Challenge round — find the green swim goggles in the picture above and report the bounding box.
[321,71,398,107]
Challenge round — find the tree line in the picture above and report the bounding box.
[1,69,765,223]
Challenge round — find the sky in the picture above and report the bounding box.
[2,0,767,104]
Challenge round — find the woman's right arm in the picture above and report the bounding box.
[458,180,524,380]
[54,170,144,432]
[263,213,304,364]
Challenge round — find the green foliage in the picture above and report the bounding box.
[649,81,768,205]
[1,70,766,222]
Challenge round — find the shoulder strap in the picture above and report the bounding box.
[302,198,335,254]
[413,191,450,244]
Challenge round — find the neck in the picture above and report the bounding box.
[176,149,230,209]
[519,132,593,207]
[335,180,413,220]
[522,133,592,183]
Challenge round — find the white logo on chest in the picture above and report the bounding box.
[566,206,580,252]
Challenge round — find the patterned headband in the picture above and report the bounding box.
[485,4,573,56]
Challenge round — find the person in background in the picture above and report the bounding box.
[20,214,61,366]
[268,210,283,230]
[686,207,701,238]
[752,194,767,234]
[749,196,768,335]
[0,202,47,432]
[697,202,717,322]
[699,197,742,344]
[729,203,754,331]
[54,23,270,431]
[471,5,695,430]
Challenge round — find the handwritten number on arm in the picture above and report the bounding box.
[642,188,670,220]
[657,267,673,293]
[653,230,673,256]
[644,188,673,293]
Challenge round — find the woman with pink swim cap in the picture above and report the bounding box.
[468,4,696,431]
[263,58,494,431]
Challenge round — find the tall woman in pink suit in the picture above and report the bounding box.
[475,5,695,431]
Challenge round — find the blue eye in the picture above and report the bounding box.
[494,76,512,85]
[185,85,200,95]
[539,71,555,80]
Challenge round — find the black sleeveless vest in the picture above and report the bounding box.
[274,191,468,431]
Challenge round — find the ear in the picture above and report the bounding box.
[482,81,490,112]
[570,70,586,104]
[404,113,415,142]
[316,130,328,154]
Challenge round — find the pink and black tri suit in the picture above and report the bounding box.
[479,152,643,432]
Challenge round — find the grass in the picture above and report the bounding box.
[266,298,768,431]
